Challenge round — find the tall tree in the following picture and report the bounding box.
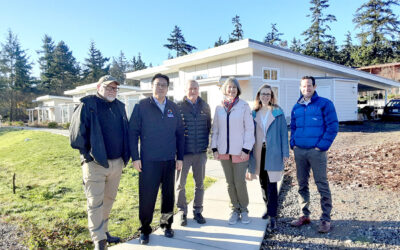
[338,31,355,66]
[290,37,304,53]
[214,36,226,47]
[0,30,32,121]
[37,34,55,90]
[229,15,244,43]
[353,0,400,66]
[45,41,79,95]
[164,25,197,57]
[322,37,340,63]
[264,23,284,46]
[82,41,109,83]
[302,0,337,59]
[109,51,128,84]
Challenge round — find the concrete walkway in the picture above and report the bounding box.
[111,159,267,250]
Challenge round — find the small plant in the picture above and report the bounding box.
[62,122,70,129]
[48,122,58,128]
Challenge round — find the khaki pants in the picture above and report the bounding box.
[82,158,124,242]
[220,159,249,213]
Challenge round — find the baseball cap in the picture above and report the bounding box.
[98,75,120,85]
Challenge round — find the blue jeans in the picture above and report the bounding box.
[294,147,332,222]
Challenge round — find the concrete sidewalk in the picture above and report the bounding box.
[110,159,267,250]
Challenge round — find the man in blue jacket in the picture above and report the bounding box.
[129,73,184,245]
[290,76,338,233]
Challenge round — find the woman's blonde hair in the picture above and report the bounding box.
[253,84,277,111]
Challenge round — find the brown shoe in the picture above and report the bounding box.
[318,220,331,233]
[290,216,311,227]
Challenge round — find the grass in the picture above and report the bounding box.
[0,128,216,249]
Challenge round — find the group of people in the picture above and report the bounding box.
[69,73,338,249]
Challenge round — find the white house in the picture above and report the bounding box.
[125,39,400,122]
[29,82,139,124]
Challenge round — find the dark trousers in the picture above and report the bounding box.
[139,160,175,234]
[259,146,278,217]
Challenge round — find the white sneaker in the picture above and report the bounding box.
[241,212,251,224]
[228,211,240,225]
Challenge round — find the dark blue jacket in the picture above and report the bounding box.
[69,95,130,168]
[177,97,211,155]
[290,92,338,151]
[129,97,185,162]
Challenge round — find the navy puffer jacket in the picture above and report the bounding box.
[290,92,338,151]
[177,97,211,154]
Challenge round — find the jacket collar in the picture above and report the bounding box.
[297,91,319,104]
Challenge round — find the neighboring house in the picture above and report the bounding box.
[29,83,139,124]
[357,62,400,107]
[126,39,400,122]
[27,95,74,124]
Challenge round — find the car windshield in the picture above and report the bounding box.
[387,100,400,108]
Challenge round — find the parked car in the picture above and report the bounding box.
[382,99,400,121]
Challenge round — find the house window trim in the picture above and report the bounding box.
[262,67,280,82]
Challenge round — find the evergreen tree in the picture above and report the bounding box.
[338,31,355,66]
[0,30,32,121]
[353,0,400,66]
[322,37,340,63]
[302,0,337,59]
[290,37,304,53]
[264,23,284,46]
[214,36,226,47]
[110,51,128,84]
[130,53,147,71]
[164,25,197,57]
[82,41,109,83]
[37,34,55,90]
[229,15,244,43]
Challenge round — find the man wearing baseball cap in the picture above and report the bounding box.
[70,75,130,249]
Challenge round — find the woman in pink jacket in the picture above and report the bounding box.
[211,77,255,225]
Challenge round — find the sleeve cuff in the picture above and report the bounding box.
[212,148,217,153]
[242,148,250,154]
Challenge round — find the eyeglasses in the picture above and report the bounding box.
[103,85,119,92]
[260,93,271,97]
[155,83,168,88]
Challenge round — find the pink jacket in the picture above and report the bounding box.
[211,99,255,155]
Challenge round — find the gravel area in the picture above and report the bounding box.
[0,219,27,250]
[261,121,400,249]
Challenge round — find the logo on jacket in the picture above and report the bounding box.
[167,109,174,118]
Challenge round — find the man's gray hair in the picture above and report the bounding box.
[221,76,241,97]
[185,79,199,89]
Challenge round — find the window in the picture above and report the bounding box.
[169,81,174,91]
[262,67,279,82]
[200,91,208,103]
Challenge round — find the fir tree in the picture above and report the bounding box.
[353,0,400,66]
[37,34,55,89]
[164,25,197,57]
[338,31,355,66]
[229,15,244,43]
[290,37,303,53]
[264,23,284,46]
[82,41,109,83]
[302,0,337,59]
[214,36,226,47]
[110,51,128,84]
[0,30,32,121]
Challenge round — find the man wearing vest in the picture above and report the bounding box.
[70,75,130,250]
[129,73,185,245]
[176,80,211,226]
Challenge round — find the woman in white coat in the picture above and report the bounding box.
[248,84,289,232]
[211,77,255,225]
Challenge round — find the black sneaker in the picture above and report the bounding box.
[266,217,277,232]
[139,233,149,245]
[193,212,206,224]
[180,213,187,226]
[164,228,174,238]
[106,232,121,244]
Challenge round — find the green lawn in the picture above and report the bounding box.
[0,128,216,249]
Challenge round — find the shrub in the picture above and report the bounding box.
[62,122,70,129]
[48,122,58,128]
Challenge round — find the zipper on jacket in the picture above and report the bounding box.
[226,111,230,154]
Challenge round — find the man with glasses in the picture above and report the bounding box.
[70,75,130,250]
[129,73,184,245]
